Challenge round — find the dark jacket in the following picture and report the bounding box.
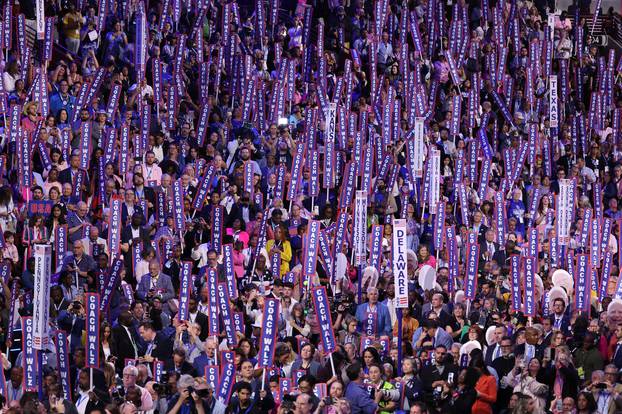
[111,324,140,372]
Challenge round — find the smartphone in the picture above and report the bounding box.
[544,348,551,360]
[447,372,454,385]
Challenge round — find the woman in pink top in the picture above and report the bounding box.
[226,218,250,249]
[232,240,246,279]
[417,245,437,269]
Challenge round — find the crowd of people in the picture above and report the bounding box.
[0,0,621,413]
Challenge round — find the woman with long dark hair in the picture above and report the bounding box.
[440,367,478,414]
[100,321,115,364]
[470,351,497,414]
[46,203,67,244]
[576,391,597,414]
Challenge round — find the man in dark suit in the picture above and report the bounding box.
[471,211,489,244]
[121,190,146,227]
[111,311,141,373]
[163,244,183,291]
[74,368,110,413]
[132,172,156,209]
[226,191,258,227]
[121,212,152,248]
[59,153,90,201]
[491,336,516,411]
[169,348,198,376]
[187,296,209,341]
[485,325,508,366]
[611,326,622,369]
[550,298,572,336]
[57,302,85,353]
[479,229,506,267]
[121,212,153,280]
[138,321,174,366]
[419,345,459,407]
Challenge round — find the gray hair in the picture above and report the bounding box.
[178,374,194,389]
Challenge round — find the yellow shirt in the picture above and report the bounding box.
[62,12,82,39]
[265,239,292,276]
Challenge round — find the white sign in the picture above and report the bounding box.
[392,219,408,308]
[353,191,368,266]
[36,0,45,40]
[549,75,559,128]
[33,244,52,349]
[325,102,337,145]
[428,149,441,214]
[413,118,425,177]
[556,179,572,245]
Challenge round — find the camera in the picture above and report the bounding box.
[595,383,608,390]
[152,382,170,395]
[196,388,210,399]
[186,386,195,399]
[111,385,126,405]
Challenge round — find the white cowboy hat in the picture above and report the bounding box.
[535,274,544,300]
[460,340,482,355]
[552,269,573,291]
[418,265,436,291]
[362,266,379,289]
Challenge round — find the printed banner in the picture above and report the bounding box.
[600,251,613,301]
[258,298,280,366]
[33,244,51,349]
[510,255,521,312]
[223,244,238,299]
[205,365,219,392]
[575,254,591,312]
[428,149,441,213]
[22,317,38,391]
[392,219,408,308]
[523,257,536,317]
[172,179,185,232]
[55,331,71,400]
[100,258,123,311]
[178,261,193,321]
[211,206,224,254]
[369,224,383,272]
[206,268,220,336]
[192,163,216,210]
[216,283,237,346]
[556,179,573,245]
[216,362,236,404]
[354,191,368,266]
[312,286,337,353]
[303,220,320,278]
[108,197,122,259]
[85,293,100,367]
[465,243,480,300]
